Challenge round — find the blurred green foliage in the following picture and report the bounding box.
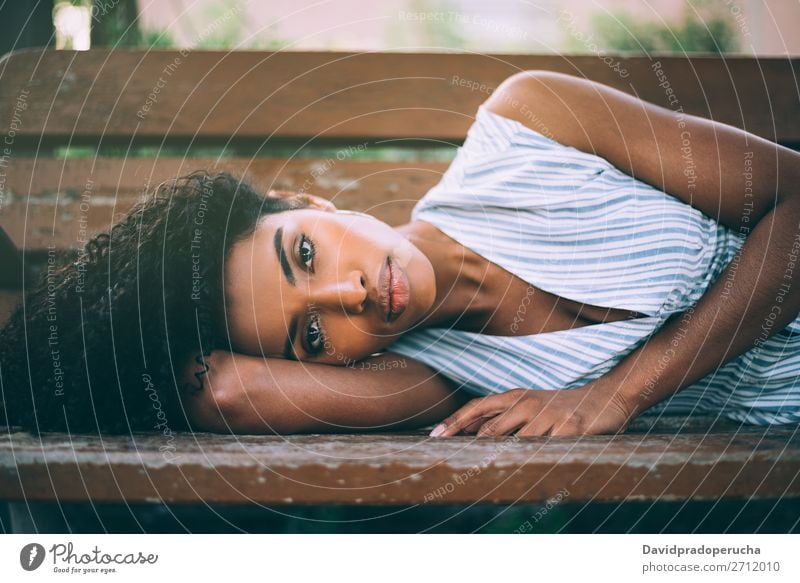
[588,2,740,54]
[54,143,457,162]
[90,0,288,51]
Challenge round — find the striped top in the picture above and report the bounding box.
[386,105,800,425]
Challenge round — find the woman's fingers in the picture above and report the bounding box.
[462,416,496,434]
[475,407,531,437]
[430,394,512,436]
[428,386,633,438]
[517,409,564,436]
[516,420,551,437]
[267,190,337,212]
[430,390,531,437]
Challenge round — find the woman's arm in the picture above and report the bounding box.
[180,349,471,434]
[432,71,800,437]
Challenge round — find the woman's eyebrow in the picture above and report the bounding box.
[273,226,296,287]
[273,226,300,359]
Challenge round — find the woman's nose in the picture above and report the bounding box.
[310,270,367,314]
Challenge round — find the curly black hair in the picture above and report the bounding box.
[0,171,307,435]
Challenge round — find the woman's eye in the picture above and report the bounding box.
[306,313,324,353]
[299,235,315,271]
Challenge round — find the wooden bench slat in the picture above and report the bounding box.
[0,290,21,327]
[2,157,445,251]
[1,49,797,145]
[1,423,798,504]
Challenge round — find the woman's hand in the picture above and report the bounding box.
[267,189,337,212]
[428,383,636,438]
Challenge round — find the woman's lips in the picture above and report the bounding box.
[387,257,409,321]
[378,256,410,322]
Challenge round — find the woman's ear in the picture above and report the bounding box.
[267,190,337,212]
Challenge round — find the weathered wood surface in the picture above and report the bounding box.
[1,157,444,251]
[0,290,21,327]
[1,419,798,504]
[1,49,797,145]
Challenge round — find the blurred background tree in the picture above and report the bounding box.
[385,0,467,50]
[90,0,143,47]
[588,0,739,53]
[31,0,795,56]
[0,1,54,55]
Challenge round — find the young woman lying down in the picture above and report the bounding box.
[2,71,799,437]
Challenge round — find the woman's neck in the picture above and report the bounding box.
[395,219,492,329]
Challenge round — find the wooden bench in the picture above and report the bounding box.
[1,49,799,517]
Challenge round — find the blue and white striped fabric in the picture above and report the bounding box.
[386,104,800,425]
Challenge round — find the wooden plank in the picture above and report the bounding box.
[1,49,797,144]
[1,423,798,504]
[1,157,445,251]
[0,225,23,287]
[0,290,21,327]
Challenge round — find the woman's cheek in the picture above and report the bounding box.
[321,319,384,361]
[312,333,364,366]
[313,343,368,367]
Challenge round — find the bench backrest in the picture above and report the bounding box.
[1,49,798,322]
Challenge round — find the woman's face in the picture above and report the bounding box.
[224,204,436,365]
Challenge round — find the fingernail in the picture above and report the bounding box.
[429,424,446,437]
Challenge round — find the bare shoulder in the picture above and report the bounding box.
[483,70,579,115]
[482,70,627,151]
[481,70,800,226]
